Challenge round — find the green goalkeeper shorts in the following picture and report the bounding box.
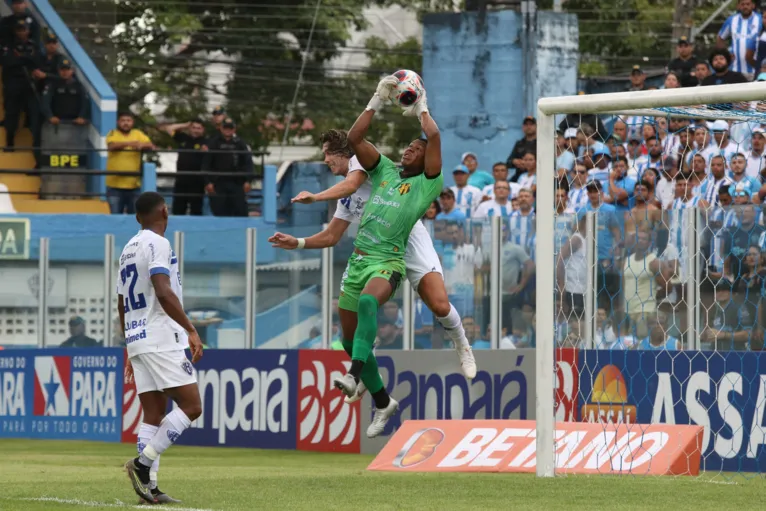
[338,252,405,312]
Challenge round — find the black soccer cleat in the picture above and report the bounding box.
[124,458,154,504]
[152,488,182,504]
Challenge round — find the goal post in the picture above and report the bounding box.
[534,82,766,478]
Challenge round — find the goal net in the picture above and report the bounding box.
[535,83,766,479]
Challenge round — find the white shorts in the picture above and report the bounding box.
[404,220,443,290]
[131,350,197,394]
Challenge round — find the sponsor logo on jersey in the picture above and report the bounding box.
[398,183,411,195]
[372,195,400,208]
[379,181,388,188]
[296,351,360,453]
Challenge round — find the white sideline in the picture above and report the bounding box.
[8,496,217,510]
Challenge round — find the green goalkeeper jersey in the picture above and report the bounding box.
[354,154,443,258]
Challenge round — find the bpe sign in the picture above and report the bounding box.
[0,349,123,441]
[47,153,85,168]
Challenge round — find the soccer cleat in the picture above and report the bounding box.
[152,488,182,504]
[344,376,373,404]
[124,458,153,504]
[333,373,358,398]
[367,397,399,438]
[455,344,477,379]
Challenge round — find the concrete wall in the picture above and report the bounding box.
[423,10,578,185]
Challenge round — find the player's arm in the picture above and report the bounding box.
[420,112,441,179]
[293,171,367,204]
[269,217,351,250]
[347,76,397,169]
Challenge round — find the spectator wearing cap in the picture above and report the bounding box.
[202,117,253,217]
[461,152,494,190]
[481,162,519,201]
[42,59,88,127]
[39,32,64,87]
[159,119,208,215]
[0,0,40,48]
[211,106,226,133]
[436,188,467,221]
[747,127,766,178]
[703,120,739,165]
[106,112,154,214]
[60,316,100,348]
[557,128,578,177]
[718,0,762,79]
[667,37,701,87]
[507,116,537,181]
[557,113,608,141]
[701,49,749,86]
[1,18,44,153]
[698,155,733,205]
[450,164,483,217]
[582,180,623,312]
[627,65,647,92]
[625,132,643,171]
[586,144,612,187]
[729,153,761,202]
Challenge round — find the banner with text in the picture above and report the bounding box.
[0,348,124,442]
[579,350,766,472]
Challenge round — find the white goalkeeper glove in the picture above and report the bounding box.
[366,75,398,112]
[402,90,429,118]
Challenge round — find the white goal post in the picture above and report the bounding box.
[534,82,766,478]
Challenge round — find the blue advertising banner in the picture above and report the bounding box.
[579,350,766,472]
[0,348,124,442]
[176,350,298,450]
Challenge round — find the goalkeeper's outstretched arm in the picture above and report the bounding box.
[348,76,397,170]
[268,217,351,250]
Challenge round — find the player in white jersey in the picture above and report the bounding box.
[278,129,477,392]
[119,192,204,505]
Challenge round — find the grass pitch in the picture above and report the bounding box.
[1,439,764,510]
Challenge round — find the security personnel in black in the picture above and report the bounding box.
[210,105,226,134]
[42,60,88,125]
[38,32,64,92]
[159,119,207,215]
[666,36,701,87]
[0,0,40,48]
[202,117,252,217]
[2,18,44,151]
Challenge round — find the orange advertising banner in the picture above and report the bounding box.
[368,420,703,476]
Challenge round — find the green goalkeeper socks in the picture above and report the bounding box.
[341,339,383,394]
[352,294,378,364]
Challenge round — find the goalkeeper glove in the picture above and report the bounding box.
[402,90,429,118]
[366,75,398,112]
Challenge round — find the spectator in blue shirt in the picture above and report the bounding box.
[462,151,495,190]
[582,180,623,312]
[436,188,467,221]
[718,0,762,79]
[606,156,636,210]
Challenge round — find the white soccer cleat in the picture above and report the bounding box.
[456,343,477,379]
[367,398,399,438]
[333,373,358,398]
[344,377,371,404]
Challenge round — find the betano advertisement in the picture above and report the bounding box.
[2,348,766,472]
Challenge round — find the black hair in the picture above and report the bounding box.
[135,192,165,217]
[492,161,508,171]
[638,178,654,192]
[709,48,731,66]
[118,111,134,119]
[190,118,205,125]
[319,129,353,158]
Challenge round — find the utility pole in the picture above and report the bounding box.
[671,0,694,57]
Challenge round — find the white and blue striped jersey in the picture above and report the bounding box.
[667,197,702,279]
[517,172,537,191]
[719,10,763,74]
[117,230,185,358]
[629,156,662,179]
[568,187,589,212]
[508,209,536,249]
[698,175,733,206]
[450,184,483,217]
[709,207,740,272]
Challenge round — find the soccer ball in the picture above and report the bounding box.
[392,70,425,108]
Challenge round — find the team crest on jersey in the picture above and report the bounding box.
[398,183,411,195]
[379,269,391,276]
[379,181,388,188]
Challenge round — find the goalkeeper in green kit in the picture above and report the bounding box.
[334,75,443,437]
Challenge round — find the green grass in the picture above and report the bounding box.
[1,439,765,510]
